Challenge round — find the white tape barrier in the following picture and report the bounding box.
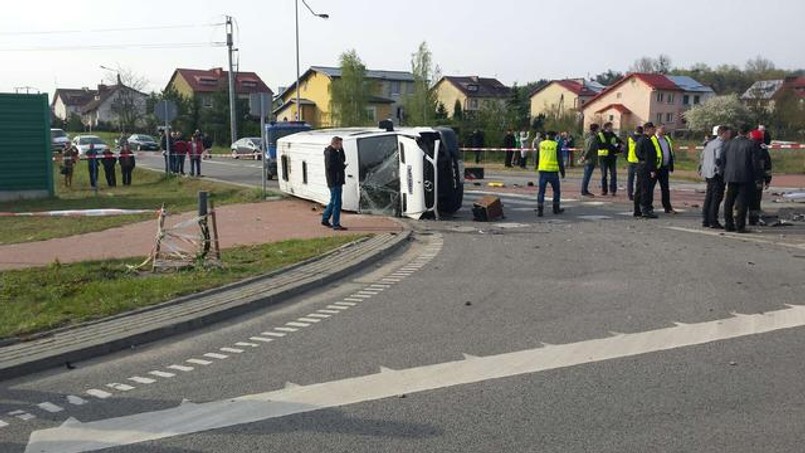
[0,209,159,218]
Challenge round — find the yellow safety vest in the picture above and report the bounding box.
[597,132,609,157]
[650,135,674,168]
[627,136,639,164]
[538,139,560,172]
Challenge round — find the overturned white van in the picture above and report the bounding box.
[276,125,463,220]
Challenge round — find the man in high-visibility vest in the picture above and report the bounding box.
[652,124,676,214]
[535,131,566,217]
[597,122,623,196]
[633,122,659,218]
[626,125,643,201]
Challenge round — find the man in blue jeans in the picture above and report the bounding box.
[580,123,599,197]
[535,131,566,217]
[322,136,348,231]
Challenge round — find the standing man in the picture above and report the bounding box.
[173,133,188,175]
[322,136,348,231]
[535,131,566,217]
[86,142,99,189]
[101,147,117,187]
[722,124,759,233]
[503,129,516,167]
[634,122,659,219]
[580,123,599,197]
[626,126,643,201]
[597,122,622,196]
[118,141,136,186]
[62,143,78,188]
[518,129,531,169]
[699,125,730,229]
[652,125,676,214]
[189,132,204,177]
[748,129,773,225]
[470,129,485,164]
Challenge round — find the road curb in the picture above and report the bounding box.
[0,230,411,381]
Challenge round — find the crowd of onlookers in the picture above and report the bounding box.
[158,129,211,177]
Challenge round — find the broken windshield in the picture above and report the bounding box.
[356,135,400,216]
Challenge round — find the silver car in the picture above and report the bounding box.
[71,135,109,156]
[230,137,263,159]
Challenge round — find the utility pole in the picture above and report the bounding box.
[226,16,237,144]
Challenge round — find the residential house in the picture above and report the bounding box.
[741,76,805,110]
[52,88,98,121]
[529,79,605,119]
[433,76,510,117]
[581,73,715,133]
[165,67,272,109]
[274,66,414,127]
[51,82,148,129]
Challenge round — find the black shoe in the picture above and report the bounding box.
[537,206,544,217]
[553,206,564,215]
[601,191,608,196]
[321,220,332,227]
[635,212,644,218]
[642,212,658,219]
[332,225,348,231]
[710,223,725,230]
[628,195,634,201]
[581,192,595,198]
[702,222,711,228]
[748,220,758,226]
[665,208,677,214]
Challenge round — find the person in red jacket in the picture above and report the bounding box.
[189,132,204,177]
[173,133,189,175]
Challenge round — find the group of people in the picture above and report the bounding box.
[498,129,575,169]
[699,124,772,232]
[58,141,136,189]
[159,129,208,177]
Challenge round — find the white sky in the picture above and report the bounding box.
[1,0,803,98]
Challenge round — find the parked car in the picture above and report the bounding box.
[127,134,159,151]
[71,135,109,156]
[231,137,263,159]
[51,128,70,150]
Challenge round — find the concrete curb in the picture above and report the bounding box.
[0,230,411,381]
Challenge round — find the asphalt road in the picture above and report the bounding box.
[135,153,278,190]
[3,163,805,452]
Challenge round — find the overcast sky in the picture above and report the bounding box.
[2,0,803,98]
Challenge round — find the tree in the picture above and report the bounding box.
[103,67,149,132]
[594,70,623,86]
[630,54,672,74]
[452,99,463,120]
[329,49,372,127]
[403,42,439,126]
[506,83,531,130]
[683,95,752,132]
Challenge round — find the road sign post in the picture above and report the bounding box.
[154,100,178,175]
[250,92,272,198]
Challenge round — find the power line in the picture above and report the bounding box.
[0,23,225,36]
[0,42,227,52]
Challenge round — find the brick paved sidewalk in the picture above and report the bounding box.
[0,198,403,271]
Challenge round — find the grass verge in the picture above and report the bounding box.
[0,166,268,245]
[0,235,364,339]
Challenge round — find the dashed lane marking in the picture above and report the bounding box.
[85,389,112,399]
[344,297,366,302]
[66,396,87,406]
[334,302,357,307]
[274,327,298,333]
[235,342,260,348]
[248,337,275,343]
[203,353,228,360]
[326,305,350,311]
[107,383,135,392]
[187,359,213,366]
[128,377,157,385]
[219,347,244,354]
[8,410,35,421]
[37,403,64,413]
[350,295,372,299]
[261,332,286,338]
[285,322,310,328]
[167,365,195,372]
[577,215,613,221]
[148,371,176,378]
[296,318,321,323]
[307,313,331,319]
[0,419,8,428]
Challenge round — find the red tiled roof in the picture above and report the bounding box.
[595,103,632,114]
[782,76,805,98]
[583,73,682,111]
[555,80,599,97]
[172,68,272,95]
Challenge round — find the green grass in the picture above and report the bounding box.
[0,166,269,245]
[0,235,364,339]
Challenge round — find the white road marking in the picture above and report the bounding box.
[0,420,7,428]
[219,347,244,354]
[203,353,228,360]
[26,305,805,453]
[37,403,64,413]
[666,226,805,250]
[167,365,195,372]
[368,284,390,289]
[148,371,176,378]
[106,383,135,392]
[334,301,357,307]
[235,342,260,348]
[66,396,87,406]
[345,297,367,302]
[261,332,286,338]
[581,201,611,206]
[85,389,112,399]
[285,322,310,328]
[297,318,321,323]
[249,337,275,343]
[381,278,401,283]
[306,313,331,319]
[9,410,35,421]
[128,377,157,385]
[350,295,372,299]
[577,215,613,221]
[325,305,350,311]
[187,359,213,366]
[274,327,298,333]
[317,309,341,314]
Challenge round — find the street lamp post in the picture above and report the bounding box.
[295,0,328,122]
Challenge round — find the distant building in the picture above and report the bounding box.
[742,76,805,110]
[52,88,98,121]
[165,67,272,108]
[581,73,715,133]
[432,76,511,117]
[51,82,148,129]
[274,66,415,127]
[529,79,605,119]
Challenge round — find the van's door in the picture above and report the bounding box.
[356,134,400,216]
[341,139,360,212]
[398,135,438,219]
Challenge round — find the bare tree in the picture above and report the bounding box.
[104,67,150,133]
[630,54,673,74]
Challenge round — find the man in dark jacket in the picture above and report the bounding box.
[654,124,676,213]
[598,122,622,196]
[101,148,117,187]
[633,122,659,218]
[503,129,516,167]
[748,129,773,225]
[722,124,760,233]
[580,123,599,197]
[322,136,348,230]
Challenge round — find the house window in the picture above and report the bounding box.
[281,155,290,181]
[608,115,614,121]
[683,95,690,105]
[469,98,479,110]
[656,92,664,103]
[203,96,213,108]
[302,161,308,184]
[616,92,622,99]
[390,81,401,96]
[693,95,701,105]
[667,94,675,104]
[467,84,479,92]
[666,113,673,123]
[656,113,663,124]
[366,106,377,122]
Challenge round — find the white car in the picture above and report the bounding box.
[231,137,263,159]
[71,135,109,156]
[51,128,70,150]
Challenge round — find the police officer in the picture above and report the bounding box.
[535,131,566,217]
[634,122,659,219]
[652,125,676,214]
[597,122,622,196]
[626,126,643,201]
